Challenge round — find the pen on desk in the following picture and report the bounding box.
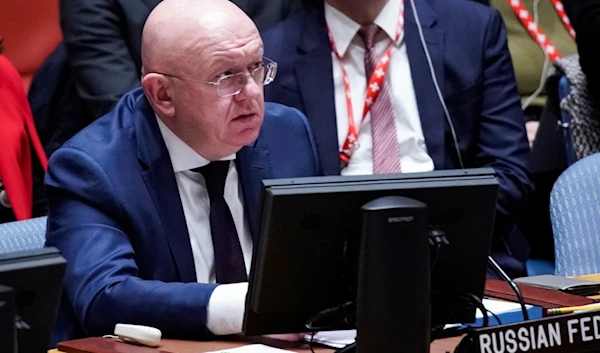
[547,302,600,315]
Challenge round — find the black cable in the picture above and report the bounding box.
[461,293,489,328]
[428,226,449,267]
[487,309,502,325]
[430,292,490,341]
[487,255,529,321]
[305,301,356,353]
[305,301,355,331]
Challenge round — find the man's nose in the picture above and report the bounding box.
[235,75,262,100]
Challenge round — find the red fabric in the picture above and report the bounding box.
[0,0,62,92]
[0,55,47,220]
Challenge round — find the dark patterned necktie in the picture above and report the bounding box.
[193,161,247,283]
[358,23,402,174]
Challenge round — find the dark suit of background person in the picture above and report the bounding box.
[563,0,600,104]
[261,0,533,277]
[59,0,315,123]
[45,88,322,344]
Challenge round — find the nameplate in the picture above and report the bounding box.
[457,310,600,353]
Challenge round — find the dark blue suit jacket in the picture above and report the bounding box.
[45,88,321,343]
[262,0,533,267]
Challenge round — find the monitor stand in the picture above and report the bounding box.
[353,196,431,353]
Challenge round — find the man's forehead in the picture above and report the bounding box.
[206,35,264,58]
[215,28,261,47]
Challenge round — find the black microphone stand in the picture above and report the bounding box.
[487,255,529,321]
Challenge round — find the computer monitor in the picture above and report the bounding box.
[0,247,66,353]
[244,168,498,336]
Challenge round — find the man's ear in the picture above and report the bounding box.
[141,74,175,118]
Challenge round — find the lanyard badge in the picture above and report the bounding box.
[327,1,405,167]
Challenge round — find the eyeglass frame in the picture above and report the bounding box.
[148,57,278,98]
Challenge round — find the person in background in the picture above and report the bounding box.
[564,0,600,102]
[492,0,577,263]
[0,35,48,223]
[46,0,321,345]
[491,0,577,144]
[262,0,533,277]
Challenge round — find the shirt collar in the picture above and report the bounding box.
[324,0,401,57]
[155,115,235,172]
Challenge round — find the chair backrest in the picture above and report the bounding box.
[550,153,600,276]
[0,216,47,255]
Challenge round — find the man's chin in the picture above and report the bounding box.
[227,127,261,149]
[228,117,262,143]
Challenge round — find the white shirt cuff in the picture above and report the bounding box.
[206,282,248,335]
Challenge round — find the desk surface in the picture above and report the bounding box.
[56,278,600,353]
[56,279,595,353]
[57,336,464,353]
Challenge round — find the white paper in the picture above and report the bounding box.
[206,344,296,353]
[304,330,356,349]
[477,298,532,318]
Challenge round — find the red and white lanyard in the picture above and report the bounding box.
[506,0,576,62]
[327,1,405,166]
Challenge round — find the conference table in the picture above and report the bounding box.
[51,279,597,353]
[54,334,465,353]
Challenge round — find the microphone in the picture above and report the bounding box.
[487,255,529,321]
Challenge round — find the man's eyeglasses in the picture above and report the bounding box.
[152,57,277,97]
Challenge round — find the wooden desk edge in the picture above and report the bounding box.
[55,335,464,353]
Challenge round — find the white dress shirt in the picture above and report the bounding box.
[156,117,251,335]
[325,0,435,175]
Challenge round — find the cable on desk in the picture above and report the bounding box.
[305,301,355,331]
[487,309,502,326]
[305,301,356,353]
[431,292,490,341]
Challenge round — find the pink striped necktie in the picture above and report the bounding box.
[358,24,401,174]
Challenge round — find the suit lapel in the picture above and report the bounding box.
[236,146,272,243]
[295,8,340,176]
[135,95,197,283]
[405,0,446,169]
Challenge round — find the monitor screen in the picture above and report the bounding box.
[244,168,498,335]
[0,247,66,353]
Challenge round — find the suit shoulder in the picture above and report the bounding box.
[262,102,312,138]
[433,0,494,16]
[264,102,307,125]
[429,0,503,42]
[429,0,501,26]
[258,103,319,172]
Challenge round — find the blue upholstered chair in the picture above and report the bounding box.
[550,153,600,276]
[0,216,47,254]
